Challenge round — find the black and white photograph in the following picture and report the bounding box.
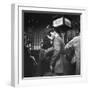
[23,10,80,77]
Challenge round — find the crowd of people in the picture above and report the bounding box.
[24,27,80,77]
[37,28,80,76]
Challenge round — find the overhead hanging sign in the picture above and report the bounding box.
[53,17,63,27]
[65,18,71,27]
[53,17,71,28]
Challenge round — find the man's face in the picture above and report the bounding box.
[50,31,55,39]
[47,31,55,40]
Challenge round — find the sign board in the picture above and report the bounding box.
[53,17,63,27]
[53,17,71,28]
[65,18,71,27]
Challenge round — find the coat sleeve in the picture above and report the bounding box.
[45,47,54,54]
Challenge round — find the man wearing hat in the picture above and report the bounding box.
[45,29,65,75]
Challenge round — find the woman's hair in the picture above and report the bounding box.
[41,35,53,49]
[46,28,54,36]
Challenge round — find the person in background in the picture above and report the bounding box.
[65,35,80,75]
[37,33,53,76]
